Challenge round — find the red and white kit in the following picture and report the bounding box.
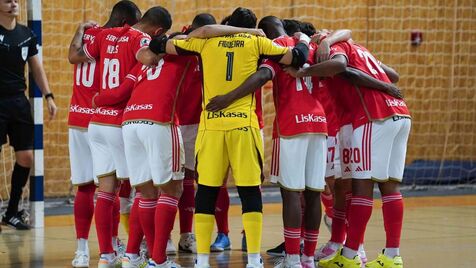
[313,77,342,179]
[262,36,327,191]
[122,55,188,186]
[176,55,202,171]
[68,26,101,185]
[330,42,411,181]
[83,26,151,180]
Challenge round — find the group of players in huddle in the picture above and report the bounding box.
[67,1,411,268]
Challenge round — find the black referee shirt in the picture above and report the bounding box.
[0,23,38,97]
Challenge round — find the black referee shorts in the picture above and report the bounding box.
[0,94,34,152]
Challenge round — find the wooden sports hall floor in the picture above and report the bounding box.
[1,195,475,268]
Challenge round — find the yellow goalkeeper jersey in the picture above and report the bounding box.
[173,34,288,131]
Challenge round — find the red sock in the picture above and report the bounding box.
[179,178,195,234]
[382,193,404,248]
[303,229,319,257]
[112,195,120,238]
[74,183,96,239]
[139,197,158,254]
[95,191,115,254]
[330,208,346,244]
[215,186,229,235]
[345,196,373,251]
[152,194,179,264]
[284,227,301,255]
[321,192,334,218]
[126,193,143,254]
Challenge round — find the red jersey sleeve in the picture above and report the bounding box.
[94,63,142,107]
[329,42,349,62]
[259,58,280,79]
[130,33,151,59]
[83,28,102,60]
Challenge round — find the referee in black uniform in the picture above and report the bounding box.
[0,0,57,231]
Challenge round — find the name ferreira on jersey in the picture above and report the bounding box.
[295,114,327,124]
[206,111,248,119]
[70,105,96,115]
[124,104,153,113]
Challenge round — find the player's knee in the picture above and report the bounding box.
[237,186,262,213]
[195,184,220,214]
[15,150,33,168]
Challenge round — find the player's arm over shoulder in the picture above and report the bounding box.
[68,21,98,64]
[258,33,311,68]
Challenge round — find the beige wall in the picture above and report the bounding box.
[1,0,475,198]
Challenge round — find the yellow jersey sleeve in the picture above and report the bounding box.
[256,36,289,57]
[172,38,207,54]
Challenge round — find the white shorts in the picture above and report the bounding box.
[325,136,342,179]
[351,118,411,181]
[88,123,129,183]
[338,124,353,179]
[180,124,199,171]
[123,122,184,187]
[69,128,94,185]
[270,134,326,191]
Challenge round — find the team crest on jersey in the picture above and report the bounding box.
[21,46,28,61]
[140,38,150,47]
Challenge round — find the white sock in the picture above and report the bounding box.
[247,253,261,265]
[100,253,115,261]
[301,254,314,262]
[77,238,88,253]
[329,241,342,250]
[196,254,209,266]
[358,244,366,258]
[384,248,400,258]
[342,246,358,259]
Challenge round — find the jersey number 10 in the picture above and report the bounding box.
[75,61,96,88]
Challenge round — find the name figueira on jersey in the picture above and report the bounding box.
[206,111,248,119]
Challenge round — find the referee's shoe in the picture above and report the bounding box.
[2,210,30,230]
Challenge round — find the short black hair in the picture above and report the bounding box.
[141,6,172,30]
[191,13,216,29]
[220,15,231,25]
[282,19,300,35]
[110,0,141,26]
[258,16,284,38]
[228,7,257,28]
[299,21,316,36]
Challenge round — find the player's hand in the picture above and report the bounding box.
[46,98,57,121]
[91,93,99,108]
[250,28,266,37]
[385,84,404,99]
[310,33,320,44]
[284,66,304,78]
[206,95,233,112]
[316,39,331,62]
[80,20,97,30]
[294,32,311,45]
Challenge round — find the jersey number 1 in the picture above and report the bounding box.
[226,52,234,81]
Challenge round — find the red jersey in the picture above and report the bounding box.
[68,27,102,128]
[261,36,327,138]
[176,56,202,126]
[312,78,340,136]
[84,26,151,126]
[122,55,193,124]
[330,42,410,128]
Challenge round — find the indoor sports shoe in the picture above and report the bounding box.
[246,258,265,268]
[319,250,361,268]
[267,242,286,257]
[166,239,177,255]
[2,214,30,230]
[358,246,367,267]
[210,233,231,252]
[274,254,303,268]
[301,256,316,268]
[323,215,332,233]
[365,253,403,268]
[315,242,341,261]
[149,259,182,268]
[122,254,148,268]
[71,251,89,268]
[178,232,197,253]
[194,259,211,268]
[97,253,121,268]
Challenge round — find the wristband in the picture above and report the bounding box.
[44,93,54,100]
[149,35,168,54]
[299,34,311,45]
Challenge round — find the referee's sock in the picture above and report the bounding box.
[6,163,30,218]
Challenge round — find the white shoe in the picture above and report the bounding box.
[149,259,182,268]
[194,259,211,268]
[323,214,332,233]
[71,251,89,268]
[97,253,120,268]
[274,254,302,268]
[178,233,197,253]
[166,239,177,255]
[122,254,147,268]
[314,241,341,261]
[246,258,265,268]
